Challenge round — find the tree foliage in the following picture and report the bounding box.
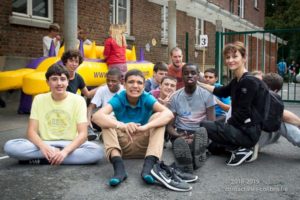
[265,0,300,63]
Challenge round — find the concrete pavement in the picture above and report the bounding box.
[0,93,300,200]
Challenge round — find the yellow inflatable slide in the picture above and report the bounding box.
[0,42,154,95]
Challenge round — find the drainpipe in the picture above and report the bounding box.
[168,0,177,53]
[64,0,78,51]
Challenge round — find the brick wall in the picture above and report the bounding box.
[0,0,10,56]
[130,1,208,67]
[78,0,110,45]
[0,0,265,70]
[210,0,265,28]
[130,1,168,63]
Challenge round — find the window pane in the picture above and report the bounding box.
[12,0,27,14]
[32,0,48,17]
[198,19,202,29]
[118,8,126,24]
[118,0,126,8]
[230,0,234,13]
[109,2,114,24]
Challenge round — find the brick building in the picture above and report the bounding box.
[0,0,267,72]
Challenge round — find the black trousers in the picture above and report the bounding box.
[201,120,261,150]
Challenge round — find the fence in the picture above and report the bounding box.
[215,28,300,102]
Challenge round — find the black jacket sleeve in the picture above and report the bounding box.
[213,80,233,98]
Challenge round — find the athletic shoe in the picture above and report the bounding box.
[226,148,253,166]
[173,138,193,173]
[246,143,259,162]
[192,127,208,169]
[18,158,50,165]
[163,162,198,183]
[87,127,97,141]
[151,163,192,192]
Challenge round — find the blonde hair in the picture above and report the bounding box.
[109,24,127,47]
[223,41,246,58]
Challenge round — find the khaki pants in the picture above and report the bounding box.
[102,114,165,160]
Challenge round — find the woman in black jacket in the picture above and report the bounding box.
[198,41,261,166]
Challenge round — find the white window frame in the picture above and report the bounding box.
[10,0,53,28]
[238,0,244,18]
[110,0,131,35]
[195,18,204,49]
[161,5,168,45]
[254,0,258,9]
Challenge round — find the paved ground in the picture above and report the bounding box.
[0,91,300,200]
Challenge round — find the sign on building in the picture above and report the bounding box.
[199,35,208,47]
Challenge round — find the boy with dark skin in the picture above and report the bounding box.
[168,63,216,172]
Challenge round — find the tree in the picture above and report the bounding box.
[265,0,300,63]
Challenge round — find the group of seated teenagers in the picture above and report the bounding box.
[4,42,300,192]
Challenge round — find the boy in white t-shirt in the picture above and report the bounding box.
[87,68,124,140]
[43,23,61,57]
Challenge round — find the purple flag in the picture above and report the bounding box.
[79,39,84,57]
[48,39,56,57]
[139,47,144,61]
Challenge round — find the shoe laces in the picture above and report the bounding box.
[159,162,183,183]
[228,152,236,162]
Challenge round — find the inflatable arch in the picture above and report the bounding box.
[0,41,154,95]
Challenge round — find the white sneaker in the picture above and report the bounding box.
[246,143,259,162]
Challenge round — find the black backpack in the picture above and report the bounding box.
[245,75,284,132]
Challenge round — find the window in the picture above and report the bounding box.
[195,18,204,47]
[161,5,168,45]
[229,0,234,13]
[10,0,53,28]
[238,0,244,18]
[110,0,130,35]
[254,0,258,9]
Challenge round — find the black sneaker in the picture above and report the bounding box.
[151,163,192,192]
[192,127,208,169]
[173,138,193,173]
[226,148,253,166]
[163,162,198,183]
[18,158,49,165]
[88,127,97,141]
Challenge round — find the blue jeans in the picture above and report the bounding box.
[4,139,104,164]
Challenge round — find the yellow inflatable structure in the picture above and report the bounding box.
[0,42,154,95]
